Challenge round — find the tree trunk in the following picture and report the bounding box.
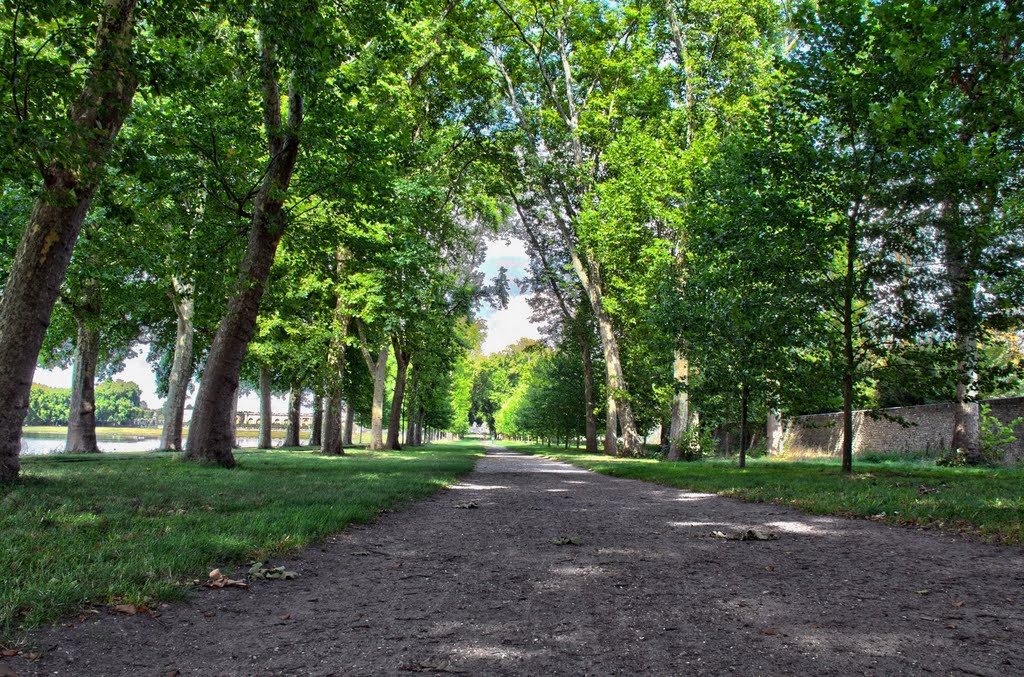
[766,406,783,456]
[185,39,304,468]
[739,382,749,469]
[258,366,273,449]
[572,251,643,457]
[0,0,139,482]
[942,205,981,463]
[415,408,424,446]
[343,403,354,446]
[321,393,344,455]
[385,343,409,450]
[309,396,323,446]
[840,216,858,474]
[667,352,690,461]
[159,281,194,451]
[580,336,598,454]
[604,396,618,456]
[368,345,389,450]
[66,313,101,454]
[284,385,301,447]
[405,363,419,447]
[841,371,854,473]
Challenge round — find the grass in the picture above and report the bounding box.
[502,442,1024,547]
[23,426,286,439]
[0,442,484,636]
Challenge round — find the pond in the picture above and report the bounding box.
[20,431,262,455]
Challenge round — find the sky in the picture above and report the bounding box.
[476,237,541,355]
[33,237,539,415]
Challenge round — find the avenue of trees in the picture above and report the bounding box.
[0,0,1021,481]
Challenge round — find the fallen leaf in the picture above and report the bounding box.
[1,649,17,657]
[0,665,19,677]
[23,653,40,661]
[945,624,957,630]
[112,604,138,615]
[249,564,299,581]
[207,577,248,589]
[711,530,778,541]
[206,568,248,589]
[915,589,930,595]
[280,613,292,621]
[761,628,778,636]
[166,671,181,677]
[952,600,965,608]
[454,501,478,509]
[552,536,582,546]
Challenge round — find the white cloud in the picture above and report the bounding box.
[484,237,529,261]
[481,294,542,354]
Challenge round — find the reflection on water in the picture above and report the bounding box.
[20,432,262,455]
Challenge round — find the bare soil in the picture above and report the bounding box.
[4,449,1023,676]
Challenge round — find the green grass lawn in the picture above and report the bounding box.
[503,442,1024,547]
[0,442,483,636]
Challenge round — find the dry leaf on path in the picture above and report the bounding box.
[454,502,478,509]
[206,569,248,589]
[0,664,19,677]
[711,530,778,541]
[552,536,582,546]
[248,563,299,581]
[112,604,138,615]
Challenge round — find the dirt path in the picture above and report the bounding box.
[6,449,1023,676]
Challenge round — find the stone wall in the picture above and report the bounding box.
[780,397,1024,463]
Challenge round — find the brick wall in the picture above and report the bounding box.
[780,397,1024,463]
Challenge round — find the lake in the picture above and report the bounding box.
[20,431,262,455]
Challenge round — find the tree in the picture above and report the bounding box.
[186,8,318,467]
[878,0,1024,463]
[485,0,659,456]
[0,0,141,480]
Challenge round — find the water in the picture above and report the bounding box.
[20,431,262,455]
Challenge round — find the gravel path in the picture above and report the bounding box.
[5,448,1023,676]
